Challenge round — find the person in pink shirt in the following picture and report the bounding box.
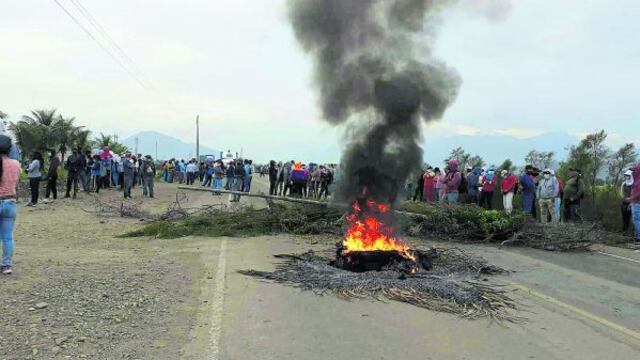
[0,135,20,275]
[423,167,435,202]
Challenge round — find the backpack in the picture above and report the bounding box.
[457,172,468,194]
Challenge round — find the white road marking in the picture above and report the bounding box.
[596,251,640,265]
[209,239,227,360]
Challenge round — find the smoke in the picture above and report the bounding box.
[288,0,460,205]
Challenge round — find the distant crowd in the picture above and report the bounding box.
[408,159,640,240]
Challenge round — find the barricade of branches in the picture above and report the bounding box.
[82,196,152,219]
[239,249,519,322]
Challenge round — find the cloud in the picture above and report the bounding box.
[493,128,544,139]
[458,0,518,23]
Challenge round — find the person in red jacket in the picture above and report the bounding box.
[500,169,518,214]
[480,168,498,209]
[423,167,435,202]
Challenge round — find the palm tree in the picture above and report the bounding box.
[12,109,59,155]
[54,116,90,163]
[92,132,129,155]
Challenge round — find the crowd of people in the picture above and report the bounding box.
[408,159,640,240]
[23,146,158,207]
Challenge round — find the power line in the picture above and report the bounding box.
[51,0,150,90]
[68,0,154,90]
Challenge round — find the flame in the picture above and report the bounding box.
[343,196,414,260]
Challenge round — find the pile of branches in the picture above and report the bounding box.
[400,203,605,251]
[82,196,152,219]
[123,201,344,239]
[239,248,518,321]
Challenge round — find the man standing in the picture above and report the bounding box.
[64,149,83,199]
[46,150,60,200]
[268,160,278,195]
[621,170,634,233]
[122,153,135,199]
[537,169,559,224]
[520,165,536,215]
[500,169,517,214]
[141,155,156,198]
[626,165,640,242]
[563,168,585,222]
[466,167,481,205]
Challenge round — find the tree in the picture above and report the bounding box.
[92,132,129,155]
[524,150,555,170]
[566,130,610,205]
[54,115,90,163]
[468,155,485,169]
[607,143,637,185]
[448,147,482,169]
[499,159,515,172]
[0,110,7,119]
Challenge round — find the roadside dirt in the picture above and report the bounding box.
[0,183,197,359]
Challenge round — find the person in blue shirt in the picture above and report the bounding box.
[520,165,536,215]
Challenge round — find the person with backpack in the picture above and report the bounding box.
[466,167,481,205]
[500,169,518,214]
[122,153,135,199]
[318,165,334,200]
[443,160,462,204]
[563,168,585,222]
[64,148,84,199]
[290,161,309,198]
[141,155,156,198]
[45,150,60,200]
[0,135,21,274]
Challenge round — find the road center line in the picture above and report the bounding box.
[596,251,640,265]
[512,283,640,342]
[209,239,227,360]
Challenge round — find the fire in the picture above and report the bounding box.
[343,196,414,260]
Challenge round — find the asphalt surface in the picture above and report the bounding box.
[179,179,640,360]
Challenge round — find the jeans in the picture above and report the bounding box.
[142,175,154,197]
[631,204,640,240]
[29,178,40,204]
[214,178,222,190]
[66,171,79,197]
[243,175,252,192]
[480,191,494,210]
[522,193,534,215]
[0,200,17,266]
[124,175,134,198]
[445,192,459,204]
[79,170,90,192]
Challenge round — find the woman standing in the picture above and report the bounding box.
[91,155,102,192]
[0,135,20,274]
[423,168,435,202]
[26,152,43,206]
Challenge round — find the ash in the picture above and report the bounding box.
[240,248,519,321]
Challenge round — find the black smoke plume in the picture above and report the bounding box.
[288,0,460,205]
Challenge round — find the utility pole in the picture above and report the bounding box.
[196,115,200,161]
[134,137,139,155]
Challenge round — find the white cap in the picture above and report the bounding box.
[625,169,633,176]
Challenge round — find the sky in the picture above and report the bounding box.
[1,0,639,163]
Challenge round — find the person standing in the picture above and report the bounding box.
[466,167,481,205]
[318,165,333,200]
[122,153,135,199]
[268,160,278,195]
[290,162,308,198]
[552,170,563,221]
[26,152,43,207]
[186,160,198,185]
[443,160,462,204]
[275,162,285,195]
[91,155,102,192]
[282,161,294,197]
[64,149,83,199]
[225,161,235,190]
[537,169,559,224]
[520,165,536,215]
[243,159,253,193]
[46,150,60,200]
[232,159,245,202]
[141,155,156,198]
[621,169,634,233]
[500,169,517,214]
[563,168,585,222]
[423,168,435,202]
[213,161,225,189]
[413,169,425,202]
[479,168,498,210]
[0,135,20,274]
[434,168,444,202]
[626,164,640,242]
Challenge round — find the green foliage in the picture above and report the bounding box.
[525,150,555,169]
[447,147,484,169]
[9,109,90,160]
[92,133,129,155]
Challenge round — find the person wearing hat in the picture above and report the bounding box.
[141,155,156,198]
[0,135,21,274]
[122,153,135,199]
[500,169,518,214]
[537,169,559,224]
[563,168,585,222]
[621,169,634,234]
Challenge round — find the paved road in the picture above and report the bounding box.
[179,179,640,360]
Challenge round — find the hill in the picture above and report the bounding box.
[121,131,221,160]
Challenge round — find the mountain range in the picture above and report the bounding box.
[122,131,221,160]
[121,130,579,165]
